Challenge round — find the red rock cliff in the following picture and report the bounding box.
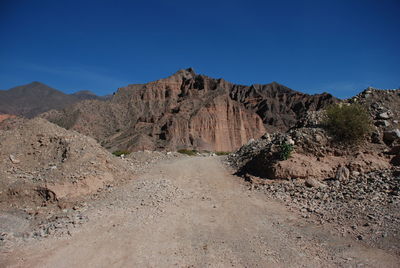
[42,68,336,152]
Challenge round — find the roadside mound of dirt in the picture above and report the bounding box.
[0,124,188,246]
[0,117,134,210]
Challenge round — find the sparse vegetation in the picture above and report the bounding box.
[112,150,130,157]
[215,151,231,156]
[279,143,294,160]
[323,103,372,144]
[177,149,198,156]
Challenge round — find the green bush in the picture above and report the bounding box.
[215,151,231,156]
[112,150,130,157]
[177,149,198,156]
[323,103,372,144]
[279,143,294,160]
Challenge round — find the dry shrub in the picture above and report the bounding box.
[323,103,372,144]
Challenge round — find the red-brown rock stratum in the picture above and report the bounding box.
[42,68,337,152]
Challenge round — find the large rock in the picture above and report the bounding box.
[305,178,326,188]
[377,112,391,120]
[390,145,400,166]
[383,129,400,144]
[335,165,350,182]
[391,155,400,166]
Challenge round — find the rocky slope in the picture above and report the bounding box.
[42,68,337,152]
[228,87,400,179]
[350,87,400,146]
[226,88,400,253]
[0,82,106,118]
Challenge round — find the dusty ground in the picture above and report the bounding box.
[1,156,399,267]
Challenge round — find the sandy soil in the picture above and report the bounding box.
[1,156,399,267]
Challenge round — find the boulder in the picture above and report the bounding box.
[374,120,390,127]
[335,166,350,182]
[377,112,391,120]
[383,129,400,144]
[391,155,400,166]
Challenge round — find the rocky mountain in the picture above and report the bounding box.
[0,82,107,118]
[42,68,337,152]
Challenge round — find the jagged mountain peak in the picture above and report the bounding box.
[173,67,196,77]
[158,68,197,82]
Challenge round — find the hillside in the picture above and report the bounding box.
[42,68,337,152]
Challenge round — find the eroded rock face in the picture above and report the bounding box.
[43,68,336,152]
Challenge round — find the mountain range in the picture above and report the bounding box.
[0,82,108,118]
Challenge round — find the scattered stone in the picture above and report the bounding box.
[371,132,381,144]
[377,112,391,120]
[9,154,20,164]
[375,120,390,127]
[335,166,350,182]
[250,168,400,252]
[305,178,326,188]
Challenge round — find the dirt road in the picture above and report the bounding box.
[2,156,399,267]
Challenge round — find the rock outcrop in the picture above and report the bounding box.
[228,123,391,181]
[42,68,336,152]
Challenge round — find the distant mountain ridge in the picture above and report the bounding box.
[0,82,107,118]
[42,68,338,152]
[72,90,112,101]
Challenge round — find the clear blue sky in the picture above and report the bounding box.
[0,0,399,98]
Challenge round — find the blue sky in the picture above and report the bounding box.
[0,0,399,98]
